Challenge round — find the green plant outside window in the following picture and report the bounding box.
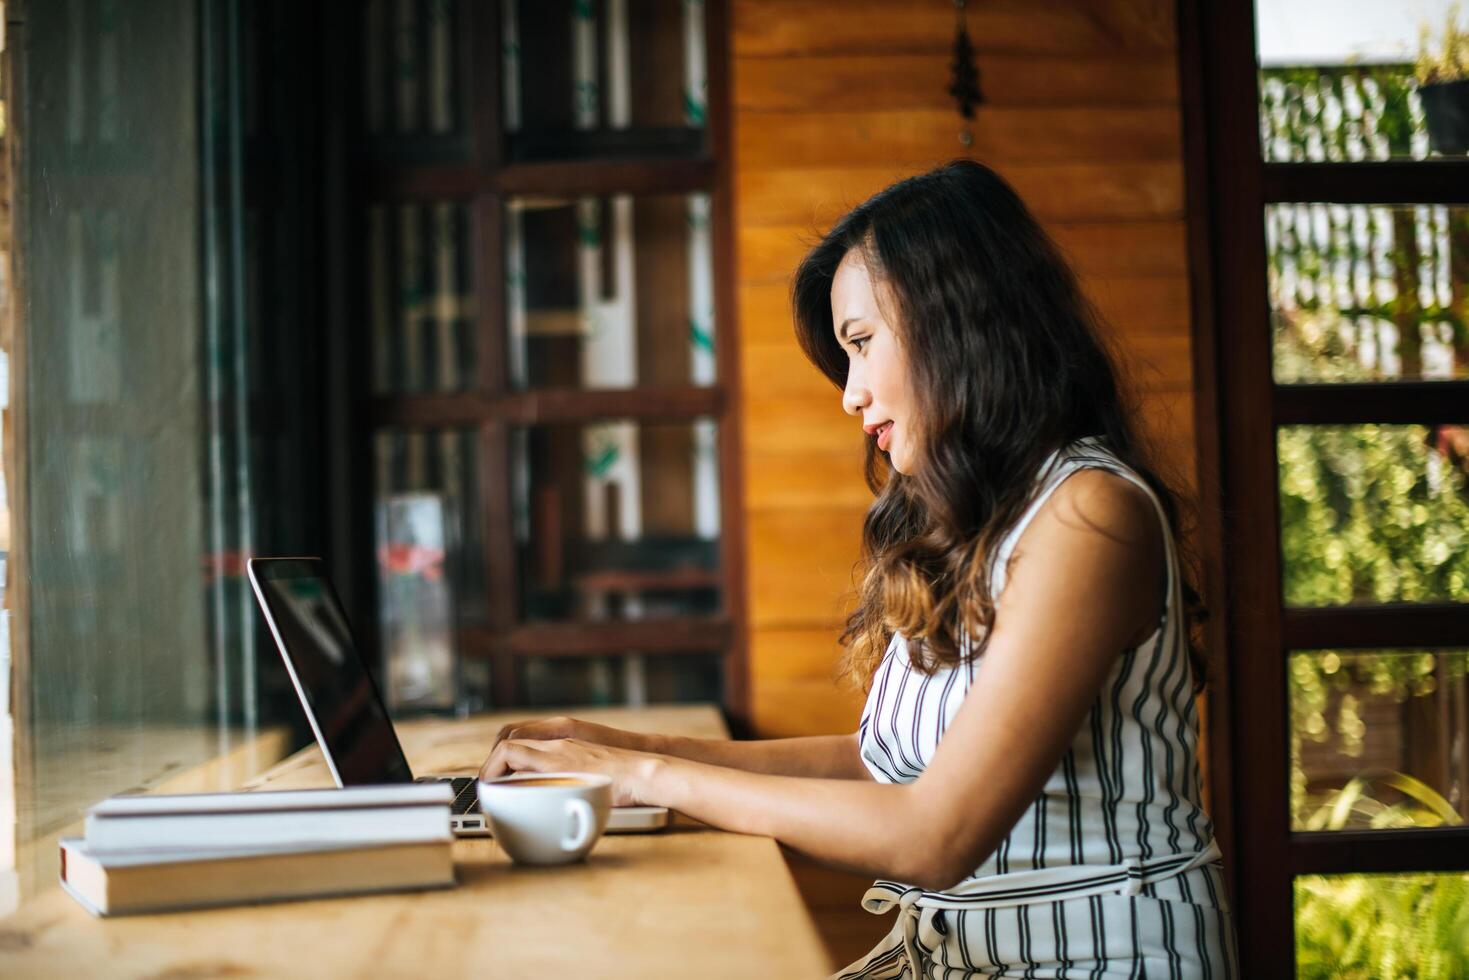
[1263,44,1469,973]
[1295,873,1469,979]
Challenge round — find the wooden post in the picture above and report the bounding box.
[0,0,28,908]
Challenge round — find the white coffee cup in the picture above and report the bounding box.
[475,772,612,866]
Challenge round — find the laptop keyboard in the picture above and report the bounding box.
[448,776,479,815]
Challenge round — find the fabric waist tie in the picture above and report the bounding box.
[838,840,1223,980]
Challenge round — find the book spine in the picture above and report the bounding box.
[85,804,451,854]
[102,875,456,917]
[61,841,456,917]
[90,784,453,817]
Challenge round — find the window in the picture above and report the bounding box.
[1187,0,1469,972]
[3,2,363,907]
[355,1,743,715]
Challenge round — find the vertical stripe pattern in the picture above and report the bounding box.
[837,440,1238,979]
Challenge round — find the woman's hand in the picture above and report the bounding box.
[490,715,652,754]
[478,736,667,807]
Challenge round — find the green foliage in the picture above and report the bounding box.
[1303,767,1465,832]
[1416,3,1469,85]
[1259,65,1423,161]
[1289,652,1469,832]
[1261,62,1469,388]
[1278,426,1469,607]
[1296,872,1469,979]
[1294,777,1469,978]
[1279,427,1469,971]
[1263,59,1469,976]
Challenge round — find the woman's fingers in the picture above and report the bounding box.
[478,740,509,780]
[492,716,578,749]
[479,738,553,780]
[493,720,532,747]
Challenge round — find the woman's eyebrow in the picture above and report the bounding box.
[838,316,865,340]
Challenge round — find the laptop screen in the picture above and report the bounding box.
[249,558,415,786]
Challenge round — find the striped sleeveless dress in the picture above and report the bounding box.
[835,440,1238,979]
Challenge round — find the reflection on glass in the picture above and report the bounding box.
[1278,425,1469,606]
[519,653,721,709]
[376,493,460,713]
[502,0,706,161]
[25,0,212,828]
[505,193,715,391]
[1268,204,1469,383]
[14,0,302,905]
[514,418,720,623]
[374,429,485,630]
[1295,872,1469,977]
[363,0,465,155]
[368,202,476,395]
[1290,650,1469,832]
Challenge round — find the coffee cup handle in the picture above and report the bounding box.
[560,798,595,852]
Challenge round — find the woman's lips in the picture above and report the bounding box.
[876,421,894,451]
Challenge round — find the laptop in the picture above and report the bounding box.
[246,557,669,836]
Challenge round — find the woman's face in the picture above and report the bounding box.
[830,248,920,474]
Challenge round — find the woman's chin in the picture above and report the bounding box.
[886,438,925,476]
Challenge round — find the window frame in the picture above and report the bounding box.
[1179,0,1469,969]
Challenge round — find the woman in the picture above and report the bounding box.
[479,160,1238,978]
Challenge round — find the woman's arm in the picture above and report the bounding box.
[489,716,872,780]
[483,471,1163,891]
[652,731,871,779]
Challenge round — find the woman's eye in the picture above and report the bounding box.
[849,336,868,353]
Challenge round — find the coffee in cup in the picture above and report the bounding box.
[475,771,612,865]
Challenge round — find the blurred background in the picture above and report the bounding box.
[0,1,1467,974]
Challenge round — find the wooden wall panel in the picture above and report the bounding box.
[735,53,1179,111]
[753,679,867,739]
[736,162,1184,228]
[740,219,1190,283]
[750,629,864,737]
[747,507,865,629]
[738,343,835,397]
[743,452,870,511]
[751,627,846,682]
[733,0,1174,57]
[736,107,1183,169]
[732,0,1195,759]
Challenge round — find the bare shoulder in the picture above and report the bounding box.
[1041,467,1161,550]
[1004,467,1166,646]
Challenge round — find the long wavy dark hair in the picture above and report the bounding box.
[791,160,1206,692]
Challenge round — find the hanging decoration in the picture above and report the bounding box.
[948,0,984,139]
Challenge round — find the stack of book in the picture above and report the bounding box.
[60,783,455,916]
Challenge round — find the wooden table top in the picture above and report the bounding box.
[0,704,831,979]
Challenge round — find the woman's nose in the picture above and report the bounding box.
[842,368,869,416]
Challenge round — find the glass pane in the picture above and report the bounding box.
[368,202,476,395]
[505,193,715,390]
[514,418,721,623]
[518,653,721,708]
[1295,873,1469,977]
[13,1,313,902]
[1290,650,1469,831]
[1278,425,1469,606]
[363,0,468,160]
[1256,1,1466,161]
[1267,204,1469,383]
[373,428,487,711]
[502,0,706,162]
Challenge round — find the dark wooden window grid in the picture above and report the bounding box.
[1180,0,1469,971]
[345,1,748,727]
